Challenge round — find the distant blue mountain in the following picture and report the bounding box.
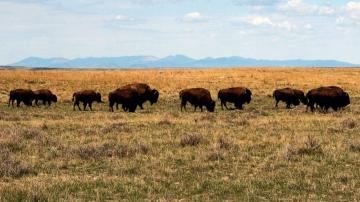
[8,55,358,68]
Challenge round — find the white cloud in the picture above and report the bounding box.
[304,24,312,30]
[345,1,360,19]
[182,12,205,22]
[278,0,335,15]
[241,16,272,26]
[114,14,134,22]
[278,0,317,14]
[238,16,296,31]
[318,7,335,15]
[346,1,360,12]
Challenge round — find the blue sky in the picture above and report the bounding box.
[1,0,360,64]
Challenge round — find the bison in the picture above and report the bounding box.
[306,86,350,112]
[179,88,216,112]
[218,87,252,110]
[117,83,159,110]
[8,89,35,107]
[273,88,307,108]
[108,88,139,113]
[34,89,57,106]
[72,90,103,111]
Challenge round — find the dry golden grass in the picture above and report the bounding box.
[0,68,360,201]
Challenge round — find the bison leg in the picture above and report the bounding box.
[309,103,315,112]
[74,100,81,111]
[139,103,144,110]
[224,102,230,110]
[220,101,224,110]
[275,100,279,108]
[89,102,93,111]
[109,101,115,112]
[8,98,12,107]
[75,101,81,111]
[16,100,21,107]
[42,100,46,106]
[236,104,243,110]
[193,105,198,112]
[129,104,137,113]
[116,103,119,110]
[181,100,187,112]
[122,104,128,112]
[200,106,203,112]
[83,102,87,111]
[48,101,52,106]
[286,102,291,109]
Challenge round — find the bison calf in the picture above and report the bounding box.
[218,87,252,110]
[34,89,57,106]
[109,88,139,113]
[273,88,307,109]
[72,90,103,111]
[8,89,35,107]
[179,88,216,112]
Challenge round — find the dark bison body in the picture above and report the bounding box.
[118,83,159,109]
[34,89,57,106]
[109,88,139,113]
[273,88,307,108]
[306,86,350,112]
[179,88,215,112]
[72,90,103,111]
[8,89,35,107]
[218,87,252,110]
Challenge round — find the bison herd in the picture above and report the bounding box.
[7,84,350,113]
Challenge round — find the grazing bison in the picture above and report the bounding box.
[306,86,350,112]
[179,88,216,112]
[273,88,307,108]
[108,88,139,113]
[34,89,57,106]
[218,87,252,110]
[8,89,35,107]
[72,90,103,111]
[118,83,159,110]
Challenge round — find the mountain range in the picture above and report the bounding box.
[8,55,358,68]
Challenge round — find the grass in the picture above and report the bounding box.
[0,68,360,200]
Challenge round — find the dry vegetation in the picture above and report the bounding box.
[0,68,360,200]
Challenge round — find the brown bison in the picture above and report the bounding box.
[108,88,139,113]
[8,89,35,107]
[117,83,159,110]
[72,90,103,111]
[179,88,215,112]
[273,88,307,108]
[218,87,252,110]
[34,89,57,106]
[306,86,350,112]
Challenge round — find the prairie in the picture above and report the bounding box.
[0,68,360,201]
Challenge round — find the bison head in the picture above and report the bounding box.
[96,92,103,103]
[292,98,300,106]
[206,100,216,112]
[341,92,350,107]
[149,89,159,105]
[52,94,58,103]
[299,95,307,105]
[245,89,252,104]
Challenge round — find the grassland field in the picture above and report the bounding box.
[0,68,360,201]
